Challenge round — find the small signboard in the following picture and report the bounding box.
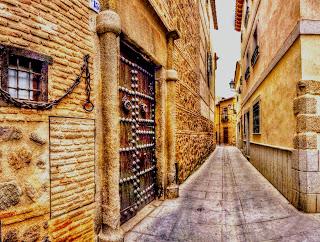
[89,0,100,13]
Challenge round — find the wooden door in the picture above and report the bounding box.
[119,42,157,224]
[223,127,228,144]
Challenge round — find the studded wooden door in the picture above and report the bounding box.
[119,42,157,224]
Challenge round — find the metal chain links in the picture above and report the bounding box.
[0,54,94,112]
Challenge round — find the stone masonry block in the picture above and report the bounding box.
[295,149,319,171]
[293,133,318,149]
[297,80,320,96]
[291,169,300,191]
[317,194,320,212]
[291,189,300,208]
[299,193,317,213]
[299,171,307,193]
[291,150,299,169]
[293,95,317,115]
[306,172,320,193]
[296,114,320,133]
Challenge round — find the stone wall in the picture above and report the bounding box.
[166,0,216,183]
[0,0,98,241]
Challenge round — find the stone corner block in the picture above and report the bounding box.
[297,80,320,96]
[96,10,121,35]
[293,133,318,150]
[296,114,320,133]
[293,95,317,115]
[299,193,317,213]
[166,69,179,82]
[98,227,124,242]
[166,184,179,199]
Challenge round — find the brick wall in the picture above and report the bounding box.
[0,0,98,241]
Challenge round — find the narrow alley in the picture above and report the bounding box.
[125,147,320,242]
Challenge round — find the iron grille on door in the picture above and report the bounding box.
[119,42,157,224]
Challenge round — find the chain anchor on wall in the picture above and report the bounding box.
[0,54,94,112]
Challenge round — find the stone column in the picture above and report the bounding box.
[155,69,168,199]
[96,10,124,242]
[165,30,180,199]
[293,80,320,212]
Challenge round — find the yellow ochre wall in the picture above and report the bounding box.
[242,39,301,149]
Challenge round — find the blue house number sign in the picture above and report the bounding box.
[90,0,100,13]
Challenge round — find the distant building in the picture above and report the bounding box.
[215,97,236,146]
[234,0,320,213]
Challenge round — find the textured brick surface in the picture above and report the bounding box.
[48,203,95,241]
[50,117,95,218]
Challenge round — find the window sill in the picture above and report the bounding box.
[252,133,261,135]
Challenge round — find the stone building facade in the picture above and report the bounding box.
[0,0,217,241]
[234,0,320,213]
[215,97,236,146]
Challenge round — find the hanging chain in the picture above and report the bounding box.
[0,54,94,112]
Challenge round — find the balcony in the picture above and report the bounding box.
[251,45,259,67]
[245,67,250,81]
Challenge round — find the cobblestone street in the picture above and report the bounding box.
[125,146,320,241]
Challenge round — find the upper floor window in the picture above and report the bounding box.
[222,107,228,122]
[251,27,259,67]
[0,45,52,102]
[252,101,260,134]
[207,52,213,86]
[244,4,250,28]
[245,52,250,80]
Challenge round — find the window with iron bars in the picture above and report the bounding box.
[244,6,250,28]
[222,107,228,122]
[253,101,260,134]
[245,51,250,80]
[0,45,51,103]
[251,27,259,67]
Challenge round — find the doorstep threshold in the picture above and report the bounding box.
[121,199,163,233]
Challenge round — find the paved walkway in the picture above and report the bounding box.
[125,146,320,241]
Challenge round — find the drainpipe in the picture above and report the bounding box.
[165,30,180,199]
[96,4,124,242]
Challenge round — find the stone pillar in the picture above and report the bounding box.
[96,10,124,242]
[293,80,320,212]
[155,69,168,199]
[165,30,180,199]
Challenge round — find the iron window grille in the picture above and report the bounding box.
[244,6,250,28]
[0,45,52,103]
[245,66,250,80]
[251,45,259,67]
[222,108,228,122]
[253,101,260,134]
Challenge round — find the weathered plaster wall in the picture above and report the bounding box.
[242,40,301,149]
[0,0,98,241]
[119,0,167,66]
[240,0,300,93]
